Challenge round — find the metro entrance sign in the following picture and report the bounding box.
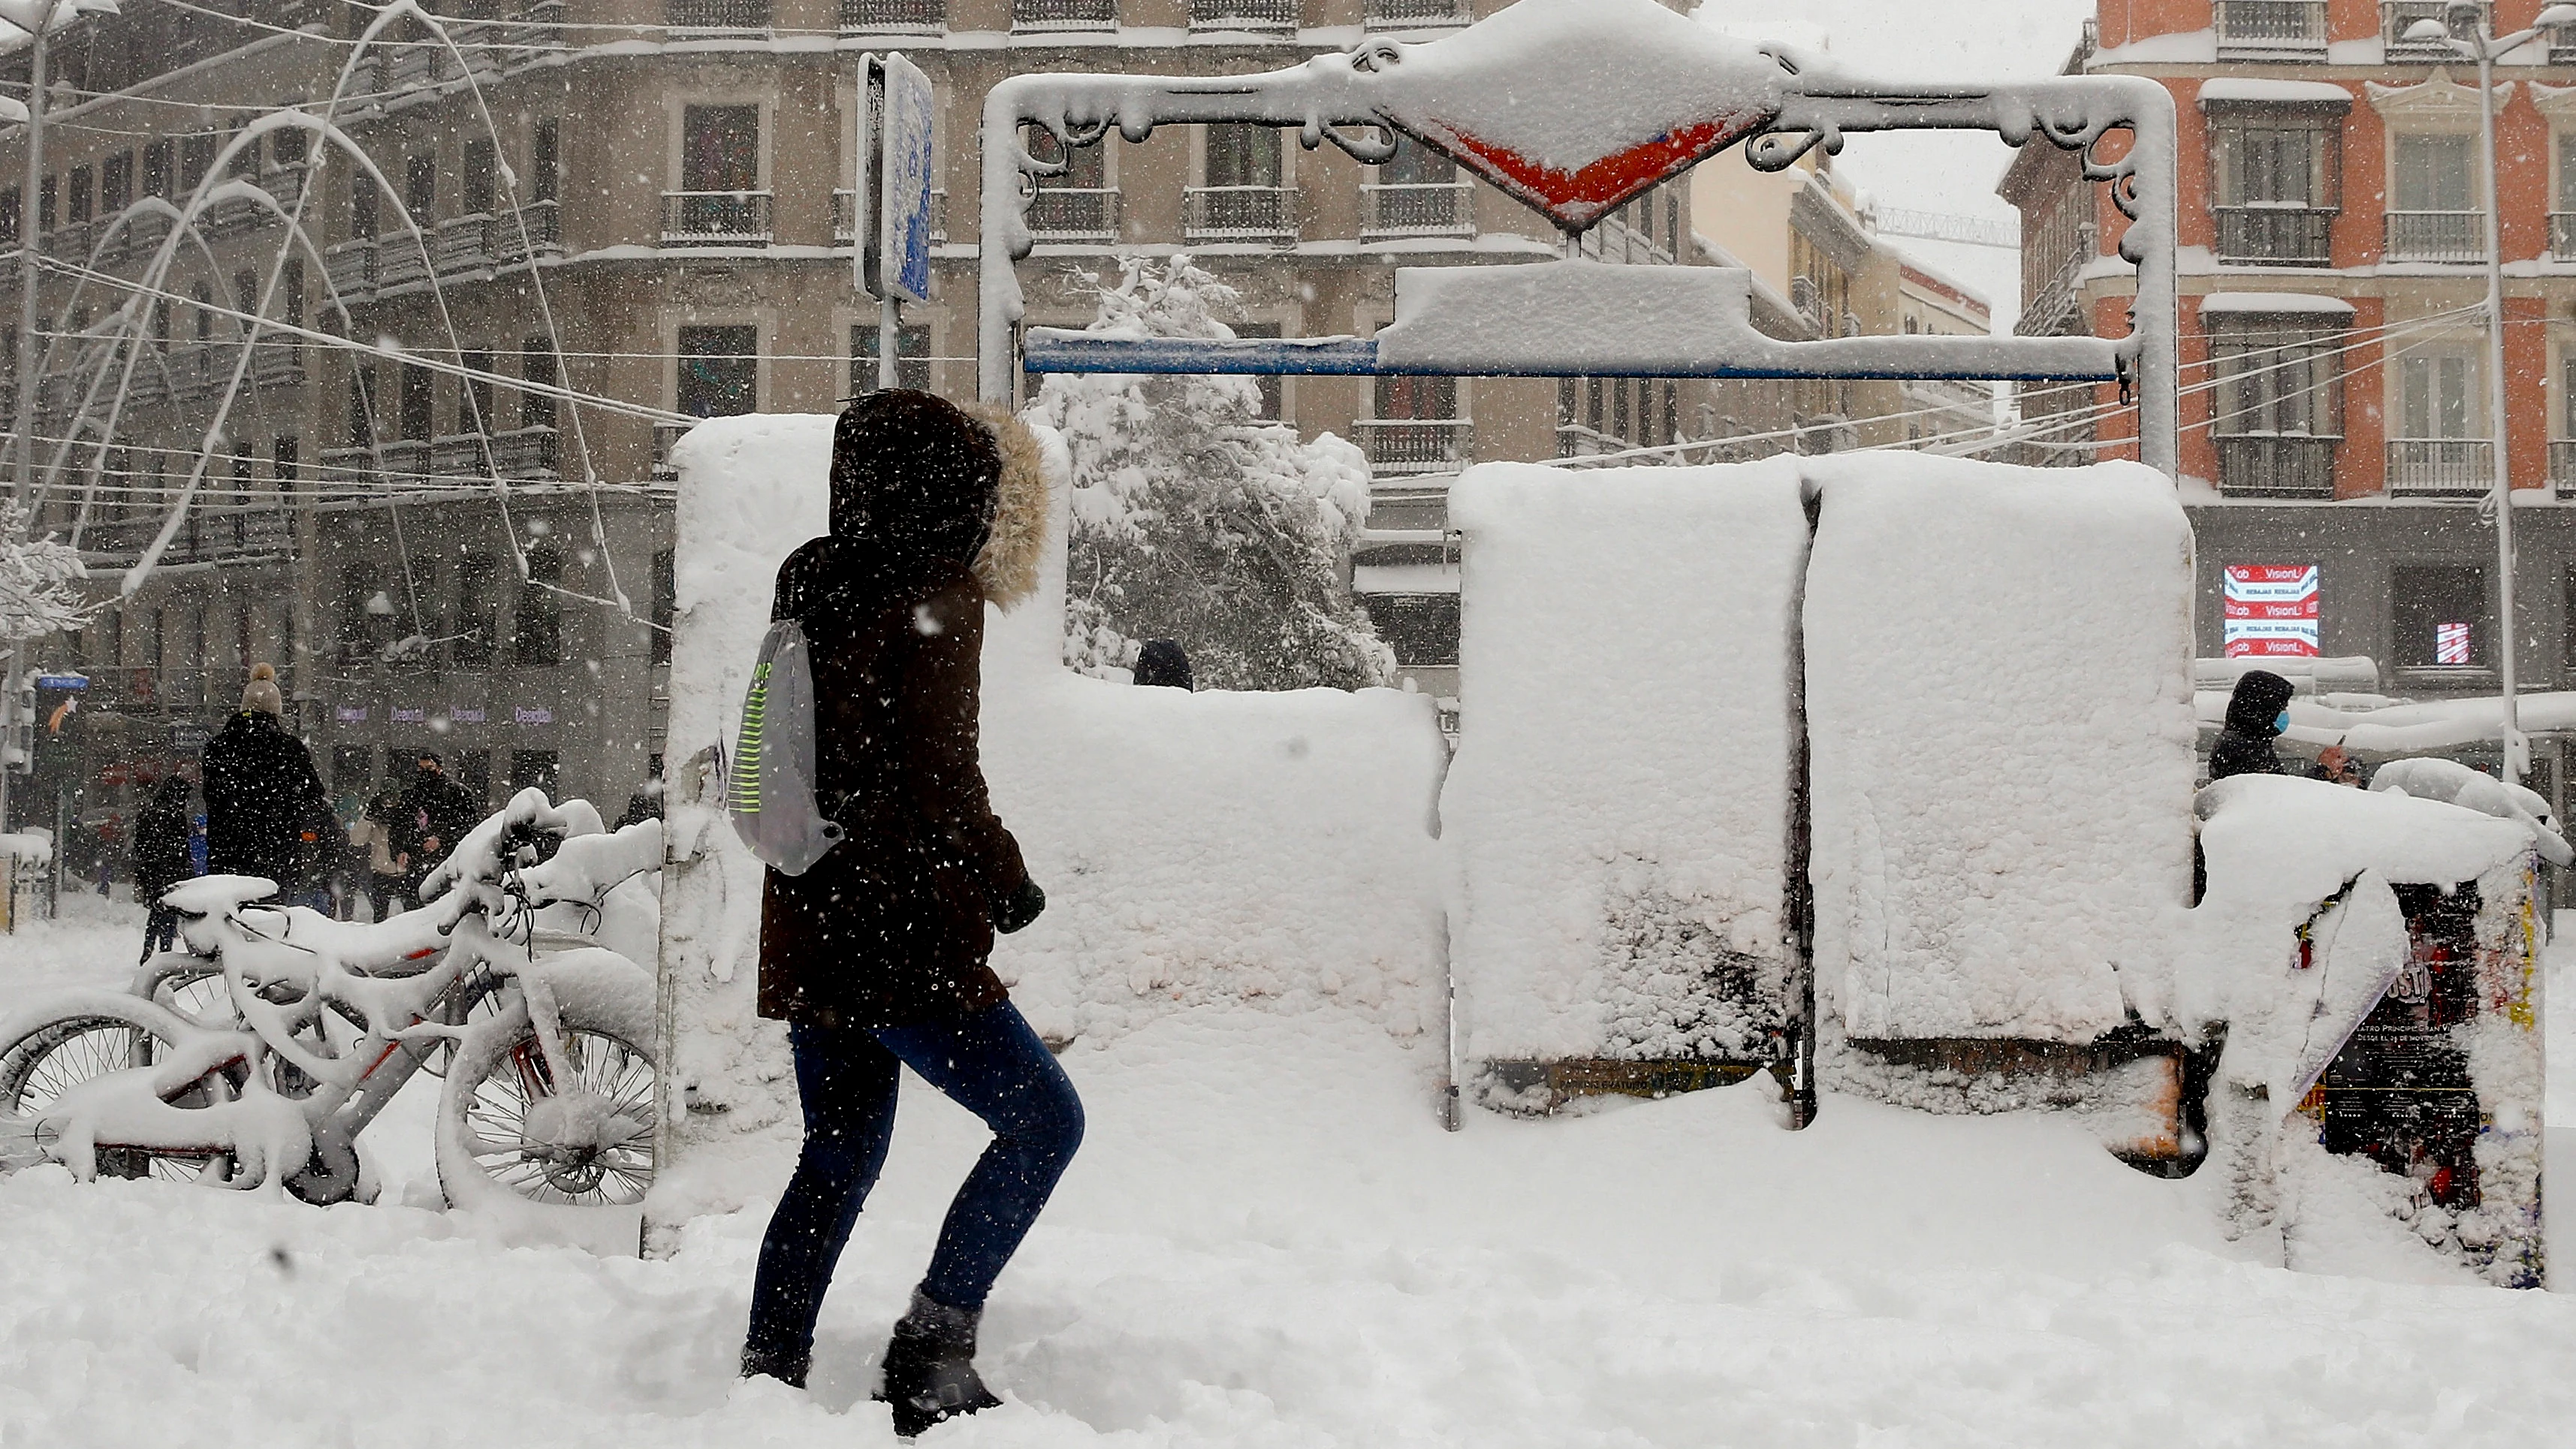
[976,0,2181,476]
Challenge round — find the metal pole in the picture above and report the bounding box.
[2475,26,2523,784]
[2,9,53,838]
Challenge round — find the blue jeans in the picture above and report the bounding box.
[744,1002,1083,1372]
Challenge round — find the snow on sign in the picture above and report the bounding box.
[2223,565,2320,659]
[849,52,934,304]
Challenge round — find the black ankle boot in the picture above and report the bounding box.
[875,1289,1002,1438]
[740,1342,810,1390]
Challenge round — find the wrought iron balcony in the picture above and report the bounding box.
[1190,0,1299,30]
[252,342,305,390]
[1366,0,1470,26]
[384,44,436,92]
[1183,185,1298,245]
[489,425,561,479]
[2384,438,2493,495]
[2216,206,2334,267]
[1356,418,1473,475]
[493,201,562,266]
[430,435,493,479]
[1014,0,1116,30]
[2216,434,2337,497]
[2383,210,2482,264]
[435,215,495,278]
[2215,1,2327,59]
[668,0,771,36]
[1026,187,1121,242]
[653,422,695,478]
[661,192,774,246]
[376,236,433,293]
[840,0,945,29]
[324,240,377,302]
[1361,180,1475,239]
[2383,1,2484,61]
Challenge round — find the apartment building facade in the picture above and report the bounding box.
[2004,1,2576,772]
[4,0,1766,834]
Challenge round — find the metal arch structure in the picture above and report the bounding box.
[973,0,2178,477]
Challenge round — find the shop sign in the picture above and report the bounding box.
[2223,565,2318,658]
[514,707,554,726]
[336,706,370,723]
[451,707,487,724]
[391,707,428,724]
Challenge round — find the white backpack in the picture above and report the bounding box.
[725,620,845,875]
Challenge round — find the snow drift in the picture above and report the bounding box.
[1440,459,1807,1070]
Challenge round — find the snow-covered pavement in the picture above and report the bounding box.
[5,903,2576,1446]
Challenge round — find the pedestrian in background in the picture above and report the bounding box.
[200,664,333,903]
[349,793,409,921]
[394,753,480,905]
[2209,669,2295,783]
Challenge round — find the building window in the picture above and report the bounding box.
[677,325,758,417]
[66,165,92,225]
[143,139,173,199]
[514,539,564,668]
[352,174,379,240]
[0,186,17,246]
[2393,563,2489,670]
[2210,312,2341,495]
[850,321,931,394]
[454,551,500,669]
[462,140,496,217]
[400,367,433,441]
[522,340,560,429]
[462,349,495,433]
[348,367,376,445]
[682,104,763,193]
[1024,126,1115,238]
[1205,124,1282,189]
[532,119,561,204]
[273,435,297,485]
[404,153,436,221]
[509,749,562,801]
[2400,351,2480,439]
[180,133,216,192]
[100,153,132,216]
[1376,374,1456,421]
[1236,321,1283,418]
[1364,595,1460,668]
[2387,132,2479,261]
[279,259,304,329]
[2210,108,2340,265]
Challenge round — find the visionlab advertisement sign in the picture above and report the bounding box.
[2223,565,2320,658]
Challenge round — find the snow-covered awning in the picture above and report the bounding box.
[2197,293,2358,318]
[2197,79,2354,111]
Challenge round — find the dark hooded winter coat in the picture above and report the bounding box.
[396,762,482,874]
[756,389,1051,1029]
[200,710,333,889]
[2209,669,2296,782]
[131,776,196,904]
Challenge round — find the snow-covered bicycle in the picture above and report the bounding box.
[0,790,662,1227]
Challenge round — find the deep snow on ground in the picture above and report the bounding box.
[8,905,2576,1446]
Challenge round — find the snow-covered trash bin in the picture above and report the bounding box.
[2185,774,2545,1286]
[1441,458,1809,1109]
[1802,457,2198,1046]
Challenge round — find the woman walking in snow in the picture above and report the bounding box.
[739,390,1077,1438]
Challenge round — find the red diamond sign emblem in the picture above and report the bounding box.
[1359,0,1793,232]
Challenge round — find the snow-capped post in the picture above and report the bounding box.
[852,52,937,391]
[972,0,2179,478]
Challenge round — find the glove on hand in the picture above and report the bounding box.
[993,878,1046,934]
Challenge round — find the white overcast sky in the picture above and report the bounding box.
[1694,0,2101,330]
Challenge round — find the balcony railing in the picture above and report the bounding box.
[668,0,771,36]
[376,237,433,293]
[1366,0,1470,26]
[2384,1,2485,60]
[1026,186,1121,241]
[2216,1,2327,58]
[2385,438,2493,495]
[430,435,493,479]
[1356,418,1473,475]
[834,187,948,244]
[2217,434,2337,497]
[252,342,304,390]
[1361,180,1475,239]
[490,425,561,479]
[2216,205,2333,267]
[653,422,695,478]
[1183,185,1298,244]
[1190,0,1299,29]
[662,191,774,246]
[1014,0,1116,30]
[840,0,944,29]
[494,201,563,266]
[2383,210,2482,263]
[435,214,495,277]
[324,240,376,302]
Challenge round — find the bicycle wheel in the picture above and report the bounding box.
[137,963,232,1028]
[0,998,241,1185]
[435,954,656,1214]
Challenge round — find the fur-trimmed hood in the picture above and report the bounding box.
[968,404,1048,611]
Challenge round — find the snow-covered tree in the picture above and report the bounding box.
[0,502,95,645]
[1027,256,1396,692]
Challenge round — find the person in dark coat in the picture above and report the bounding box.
[131,774,196,961]
[2209,669,2297,782]
[198,664,333,900]
[394,753,481,904]
[1132,638,1193,690]
[740,390,1078,1438]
